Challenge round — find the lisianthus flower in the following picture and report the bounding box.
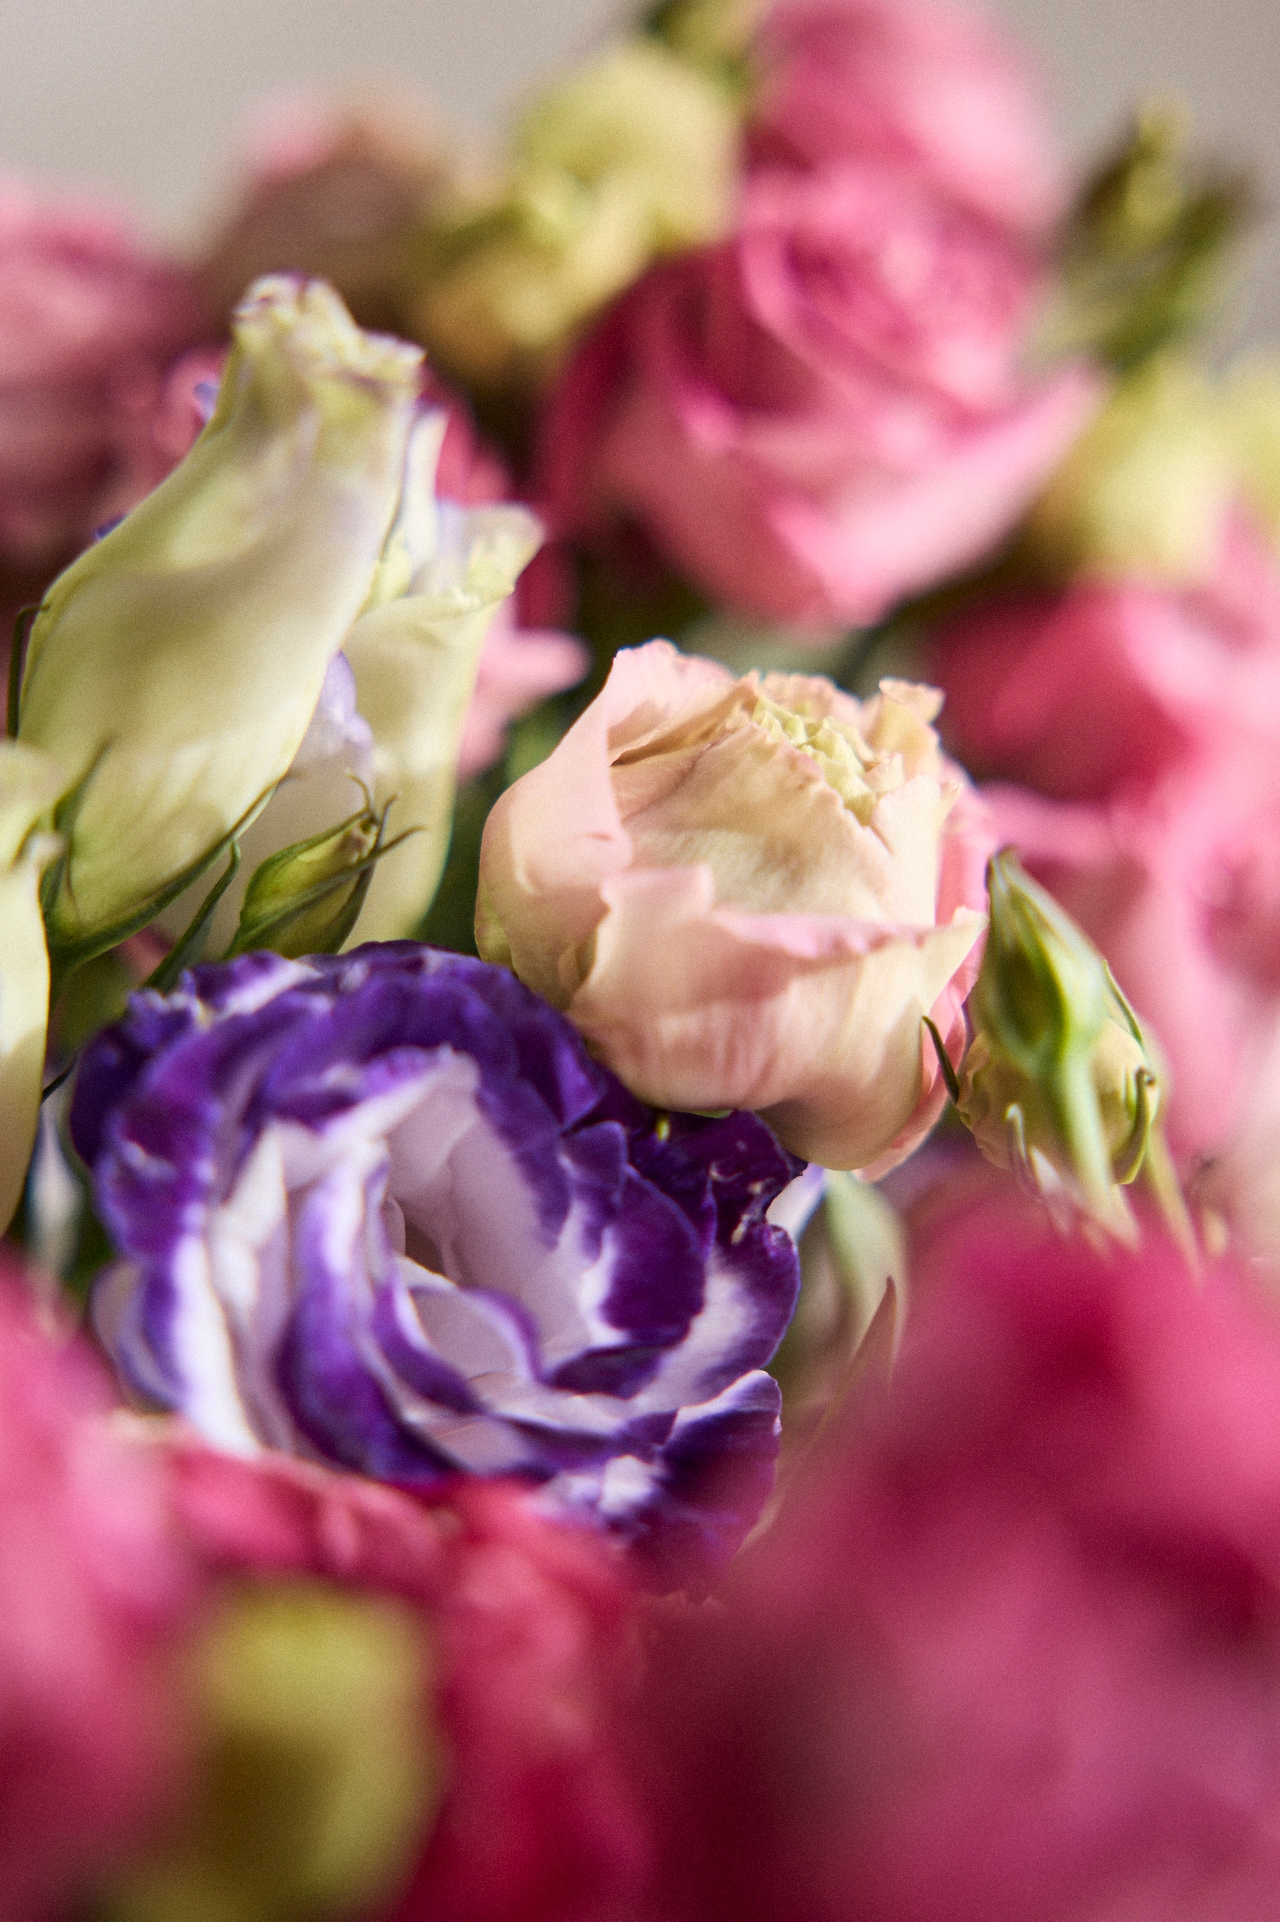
[478,642,990,1172]
[71,943,801,1590]
[633,1175,1280,1922]
[18,275,552,964]
[0,1257,199,1921]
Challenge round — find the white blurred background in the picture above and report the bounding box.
[1,0,1276,344]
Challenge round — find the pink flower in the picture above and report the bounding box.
[0,1258,198,1921]
[635,1182,1280,1922]
[167,1441,647,1922]
[749,0,1068,238]
[0,179,204,571]
[478,641,990,1171]
[927,516,1280,802]
[538,163,1099,629]
[987,777,1280,1167]
[923,520,1280,1171]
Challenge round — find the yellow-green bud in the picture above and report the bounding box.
[1025,354,1235,584]
[17,276,423,965]
[411,39,738,389]
[100,1579,444,1922]
[1221,356,1280,555]
[0,742,63,1232]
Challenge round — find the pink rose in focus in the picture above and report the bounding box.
[750,0,1068,237]
[0,179,204,570]
[928,516,1280,801]
[168,1441,646,1922]
[636,1182,1280,1922]
[478,641,991,1171]
[0,1260,198,1920]
[539,164,1100,629]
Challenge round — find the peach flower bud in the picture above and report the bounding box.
[477,641,989,1170]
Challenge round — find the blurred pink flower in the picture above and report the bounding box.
[478,642,990,1170]
[749,0,1068,237]
[922,519,1280,1169]
[0,179,204,572]
[927,516,1280,802]
[988,777,1280,1166]
[168,1441,647,1922]
[539,163,1099,629]
[635,1180,1280,1922]
[0,1258,198,1921]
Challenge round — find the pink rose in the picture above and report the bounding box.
[167,1441,647,1922]
[635,1182,1280,1922]
[0,179,204,571]
[478,641,990,1171]
[927,516,1280,801]
[749,0,1068,238]
[0,1259,199,1920]
[539,163,1099,628]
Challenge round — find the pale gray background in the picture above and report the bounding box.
[1,0,1276,345]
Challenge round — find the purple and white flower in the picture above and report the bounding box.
[71,943,802,1586]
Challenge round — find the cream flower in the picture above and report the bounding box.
[478,641,989,1170]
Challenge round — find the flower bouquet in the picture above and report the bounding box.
[2,0,1280,1916]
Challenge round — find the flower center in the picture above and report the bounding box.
[747,690,905,824]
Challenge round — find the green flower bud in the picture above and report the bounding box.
[411,39,738,389]
[1045,101,1253,373]
[959,851,1171,1240]
[1221,356,1280,555]
[1025,354,1235,585]
[101,1580,444,1922]
[0,742,63,1232]
[226,793,390,960]
[17,275,423,968]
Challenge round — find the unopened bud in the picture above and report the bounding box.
[958,851,1183,1244]
[226,794,399,960]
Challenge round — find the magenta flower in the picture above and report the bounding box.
[0,1257,198,1920]
[634,1177,1280,1921]
[169,1442,648,1922]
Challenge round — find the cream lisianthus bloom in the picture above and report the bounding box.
[412,39,739,389]
[17,274,423,964]
[156,407,543,953]
[478,641,990,1171]
[0,742,62,1231]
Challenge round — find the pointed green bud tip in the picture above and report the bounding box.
[960,854,1185,1244]
[973,850,1109,1081]
[227,792,395,960]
